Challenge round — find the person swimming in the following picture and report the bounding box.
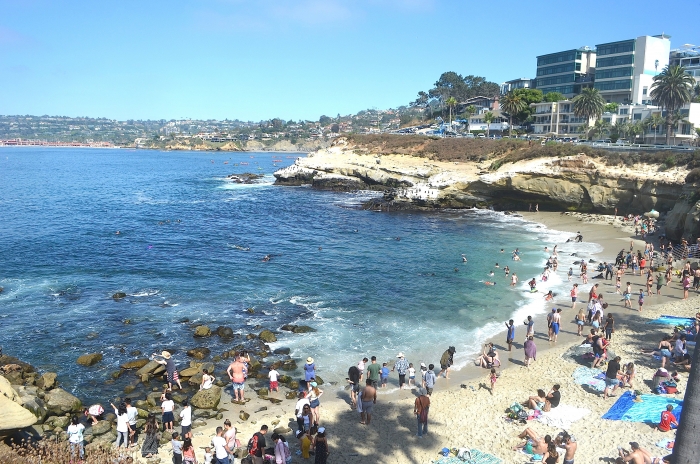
[263,255,271,262]
[484,281,496,286]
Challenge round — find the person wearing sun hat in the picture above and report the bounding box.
[152,350,182,391]
[303,357,316,382]
[392,352,409,390]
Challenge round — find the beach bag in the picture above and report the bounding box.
[517,409,529,421]
[663,381,678,393]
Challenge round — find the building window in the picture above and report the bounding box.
[594,79,633,91]
[642,87,647,96]
[537,63,576,76]
[596,55,635,68]
[619,109,628,115]
[633,113,642,120]
[596,41,635,57]
[595,66,633,80]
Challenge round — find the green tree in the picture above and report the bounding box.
[669,111,687,145]
[650,64,695,145]
[611,119,629,142]
[572,88,606,125]
[483,111,495,137]
[511,88,544,123]
[588,119,611,140]
[628,120,644,144]
[460,105,477,133]
[696,127,700,147]
[445,96,458,128]
[543,92,565,102]
[644,114,664,144]
[604,102,619,114]
[500,91,527,137]
[319,115,332,126]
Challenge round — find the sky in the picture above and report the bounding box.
[1,0,698,122]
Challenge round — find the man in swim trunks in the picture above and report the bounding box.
[227,357,246,403]
[360,378,376,425]
[557,432,577,464]
[551,309,562,343]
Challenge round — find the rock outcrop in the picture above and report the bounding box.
[44,388,82,415]
[0,395,38,437]
[190,385,222,409]
[274,143,695,240]
[76,353,103,366]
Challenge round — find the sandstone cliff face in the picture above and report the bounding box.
[274,143,697,240]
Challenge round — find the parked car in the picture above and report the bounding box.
[477,134,485,138]
[465,133,475,138]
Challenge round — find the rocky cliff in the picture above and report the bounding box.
[274,138,700,240]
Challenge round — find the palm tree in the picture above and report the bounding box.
[628,121,644,144]
[461,105,477,134]
[445,97,458,131]
[572,88,606,130]
[483,112,494,137]
[695,127,700,147]
[669,111,687,145]
[500,91,527,137]
[644,114,664,144]
[589,119,611,140]
[650,64,695,145]
[612,119,629,142]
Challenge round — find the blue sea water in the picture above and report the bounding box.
[0,148,601,401]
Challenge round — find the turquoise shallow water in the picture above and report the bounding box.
[0,148,600,401]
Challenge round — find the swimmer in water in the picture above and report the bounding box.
[489,271,495,276]
[504,266,510,276]
[395,237,401,241]
[262,255,271,262]
[461,254,467,262]
[115,231,120,235]
[495,263,499,268]
[484,281,496,286]
[500,249,504,253]
[544,290,554,301]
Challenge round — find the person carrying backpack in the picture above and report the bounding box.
[247,425,268,464]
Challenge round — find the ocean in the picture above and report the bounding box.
[0,147,602,401]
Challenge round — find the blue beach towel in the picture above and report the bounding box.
[431,449,502,464]
[602,391,683,424]
[572,366,607,392]
[647,315,694,326]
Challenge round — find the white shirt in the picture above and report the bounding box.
[180,406,192,426]
[126,406,138,425]
[268,369,279,382]
[67,423,84,443]
[116,413,129,433]
[408,367,416,378]
[295,397,310,418]
[212,435,228,459]
[162,399,174,412]
[357,360,365,373]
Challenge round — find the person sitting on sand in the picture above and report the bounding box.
[475,343,500,368]
[617,442,660,464]
[525,389,547,410]
[543,384,561,412]
[658,404,678,432]
[513,428,551,456]
[640,335,674,368]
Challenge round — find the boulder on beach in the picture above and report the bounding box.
[0,395,38,437]
[190,385,222,409]
[44,388,82,415]
[179,366,201,378]
[136,360,161,376]
[76,353,103,367]
[280,360,297,371]
[258,330,277,343]
[193,325,212,338]
[35,372,57,390]
[216,326,234,338]
[292,325,316,334]
[273,347,290,355]
[0,375,21,403]
[120,358,150,370]
[89,420,113,436]
[187,347,211,360]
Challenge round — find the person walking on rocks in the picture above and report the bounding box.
[67,415,85,460]
[125,397,138,447]
[414,392,430,438]
[360,378,377,425]
[152,351,182,391]
[392,352,409,389]
[227,355,246,403]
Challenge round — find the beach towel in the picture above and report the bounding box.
[430,449,502,464]
[537,404,590,429]
[572,366,606,392]
[602,391,683,424]
[647,315,694,326]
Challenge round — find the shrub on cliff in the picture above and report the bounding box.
[686,168,700,183]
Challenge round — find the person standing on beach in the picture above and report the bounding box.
[524,336,536,368]
[551,309,562,343]
[360,378,377,425]
[414,392,430,438]
[347,365,361,408]
[424,364,437,395]
[226,356,246,403]
[638,289,644,311]
[125,397,138,446]
[570,284,578,310]
[603,356,622,399]
[392,352,409,389]
[211,426,232,464]
[524,316,535,339]
[366,356,380,388]
[438,346,455,379]
[505,319,515,351]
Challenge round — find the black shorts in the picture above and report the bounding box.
[181,425,191,436]
[352,383,360,393]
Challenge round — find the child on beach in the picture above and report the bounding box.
[616,276,621,294]
[568,267,573,281]
[407,363,416,387]
[203,447,213,464]
[380,363,389,388]
[170,432,183,464]
[420,362,428,392]
[489,368,497,394]
[582,270,588,284]
[638,289,645,311]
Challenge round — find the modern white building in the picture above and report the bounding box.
[534,47,596,98]
[594,35,671,105]
[500,78,533,94]
[530,101,592,136]
[670,45,700,82]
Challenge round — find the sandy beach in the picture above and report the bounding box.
[148,210,694,464]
